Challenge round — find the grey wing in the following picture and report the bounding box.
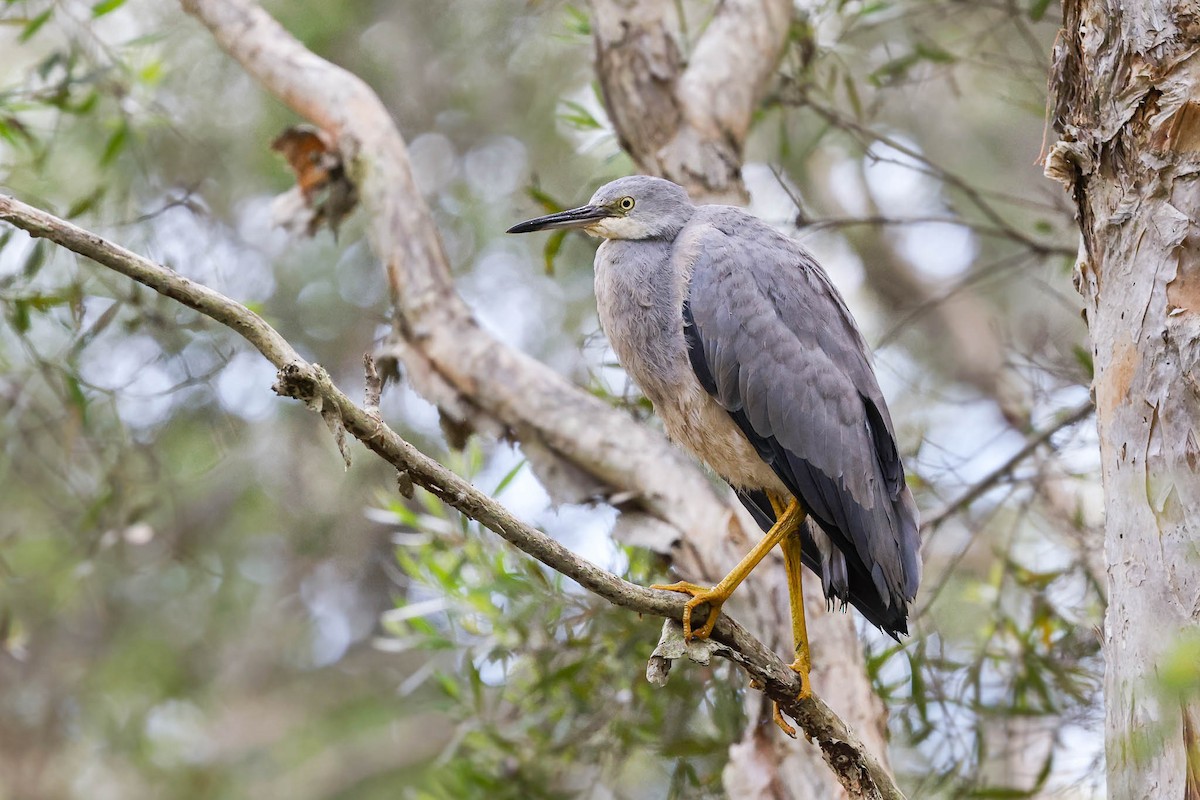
[682,217,921,628]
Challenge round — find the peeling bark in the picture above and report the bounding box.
[1046,1,1200,797]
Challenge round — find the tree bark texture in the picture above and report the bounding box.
[1046,2,1200,797]
[589,3,893,798]
[591,0,792,203]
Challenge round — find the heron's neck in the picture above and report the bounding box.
[593,238,689,400]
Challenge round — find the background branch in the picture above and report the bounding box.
[590,0,793,201]
[922,400,1094,534]
[0,191,904,800]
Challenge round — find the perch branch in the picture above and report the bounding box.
[0,193,905,800]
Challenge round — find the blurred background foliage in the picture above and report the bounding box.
[0,0,1105,797]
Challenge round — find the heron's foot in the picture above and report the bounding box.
[769,658,813,738]
[650,581,727,641]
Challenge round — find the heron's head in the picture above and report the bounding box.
[507,176,694,241]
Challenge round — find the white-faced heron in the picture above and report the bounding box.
[508,175,921,727]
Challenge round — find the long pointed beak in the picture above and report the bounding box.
[506,205,612,234]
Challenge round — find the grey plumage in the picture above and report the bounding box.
[508,175,921,637]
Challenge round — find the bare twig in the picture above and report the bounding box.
[922,400,1094,534]
[0,192,907,800]
[800,99,1074,260]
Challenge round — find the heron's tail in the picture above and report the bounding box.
[735,489,911,639]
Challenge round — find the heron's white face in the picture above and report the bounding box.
[584,215,652,240]
[583,176,694,241]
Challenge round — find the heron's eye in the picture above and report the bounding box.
[618,196,635,211]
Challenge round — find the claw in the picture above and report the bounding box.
[770,658,813,738]
[651,581,726,641]
[772,702,797,738]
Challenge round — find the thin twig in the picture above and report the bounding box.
[796,99,1075,259]
[0,192,906,800]
[922,400,1094,534]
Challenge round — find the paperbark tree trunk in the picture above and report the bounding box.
[1046,2,1200,797]
[590,3,892,798]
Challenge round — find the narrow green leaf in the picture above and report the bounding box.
[0,115,35,147]
[1029,0,1053,21]
[28,293,67,311]
[558,100,602,130]
[91,0,125,16]
[543,229,567,276]
[22,241,47,278]
[35,51,63,80]
[434,672,460,701]
[869,53,919,86]
[844,73,863,120]
[562,4,590,35]
[915,43,957,64]
[10,299,30,333]
[19,9,52,42]
[72,91,99,115]
[1071,343,1094,379]
[67,188,104,218]
[0,118,18,147]
[100,121,128,166]
[491,459,527,497]
[909,652,928,722]
[526,186,564,214]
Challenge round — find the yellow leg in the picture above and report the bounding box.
[652,495,805,641]
[772,527,813,738]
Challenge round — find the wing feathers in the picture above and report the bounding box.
[682,210,920,634]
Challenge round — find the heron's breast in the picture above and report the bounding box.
[593,247,782,493]
[654,381,785,493]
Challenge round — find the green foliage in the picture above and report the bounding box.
[376,485,743,798]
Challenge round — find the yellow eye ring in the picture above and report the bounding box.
[618,196,635,211]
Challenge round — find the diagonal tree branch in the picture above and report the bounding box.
[0,192,905,800]
[921,400,1095,534]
